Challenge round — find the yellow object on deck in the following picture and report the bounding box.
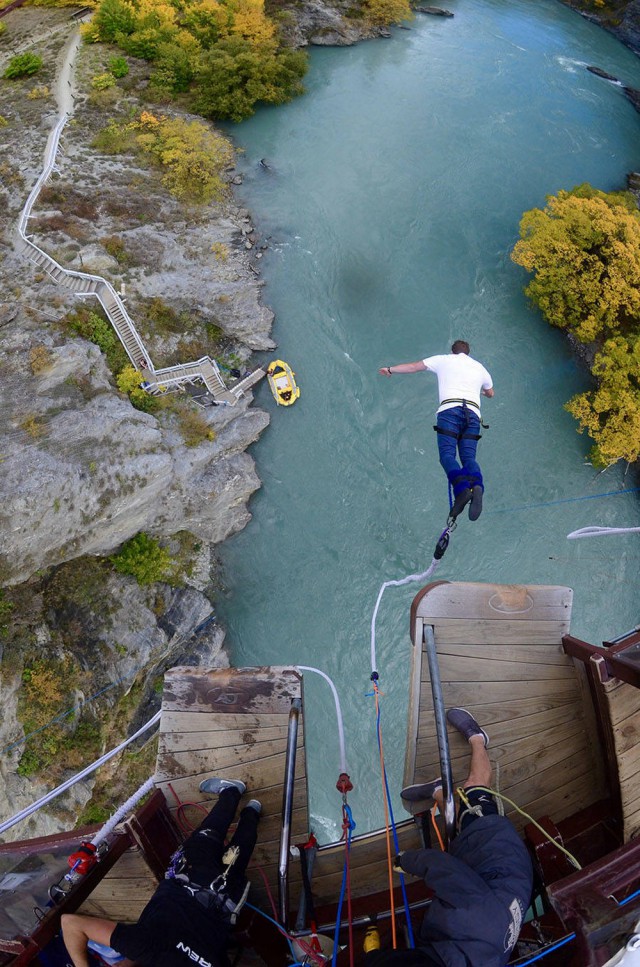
[267,359,300,406]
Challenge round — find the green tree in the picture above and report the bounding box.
[111,532,173,585]
[109,55,130,77]
[91,0,137,42]
[363,0,412,26]
[3,53,43,79]
[193,36,306,121]
[511,184,640,343]
[116,365,160,412]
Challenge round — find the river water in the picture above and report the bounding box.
[218,0,640,841]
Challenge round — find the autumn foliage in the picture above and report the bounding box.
[512,184,640,467]
[85,0,307,120]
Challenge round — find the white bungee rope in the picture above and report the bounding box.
[297,665,348,776]
[0,710,161,838]
[91,776,156,847]
[370,561,441,674]
[568,526,640,539]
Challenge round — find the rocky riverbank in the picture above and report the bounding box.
[558,0,640,56]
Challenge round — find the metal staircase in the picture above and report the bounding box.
[17,114,261,405]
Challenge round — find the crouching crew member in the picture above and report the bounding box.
[366,708,533,966]
[61,778,260,967]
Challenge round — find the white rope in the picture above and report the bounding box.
[91,776,156,847]
[567,526,640,540]
[296,666,347,776]
[0,711,161,838]
[370,558,442,673]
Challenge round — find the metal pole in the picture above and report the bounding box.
[423,625,456,845]
[278,698,301,927]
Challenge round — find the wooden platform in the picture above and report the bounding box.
[77,847,159,923]
[404,581,607,832]
[154,666,422,914]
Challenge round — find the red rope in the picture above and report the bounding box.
[167,781,208,834]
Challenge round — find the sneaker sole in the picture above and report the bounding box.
[400,779,443,802]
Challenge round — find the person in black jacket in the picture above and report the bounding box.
[61,777,260,967]
[367,708,533,967]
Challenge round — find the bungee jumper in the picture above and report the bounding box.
[379,340,494,522]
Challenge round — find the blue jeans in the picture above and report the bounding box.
[435,406,483,496]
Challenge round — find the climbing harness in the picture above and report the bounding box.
[168,844,250,924]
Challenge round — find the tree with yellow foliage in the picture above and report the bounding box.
[133,112,235,202]
[364,0,412,27]
[511,184,640,343]
[512,184,640,468]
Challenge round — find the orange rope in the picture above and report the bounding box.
[374,682,397,949]
[430,805,445,851]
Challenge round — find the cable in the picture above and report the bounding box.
[489,486,640,515]
[509,934,575,965]
[0,710,161,836]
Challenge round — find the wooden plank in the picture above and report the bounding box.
[155,737,302,782]
[420,678,580,707]
[100,850,156,880]
[159,710,292,733]
[436,640,571,666]
[414,582,572,622]
[155,749,307,805]
[604,679,640,728]
[158,725,293,753]
[434,653,576,683]
[417,701,581,745]
[162,666,302,715]
[429,620,570,646]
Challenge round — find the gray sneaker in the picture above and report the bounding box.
[400,778,442,803]
[199,777,247,795]
[447,708,489,747]
[245,799,262,815]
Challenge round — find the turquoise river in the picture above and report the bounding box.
[218,0,640,841]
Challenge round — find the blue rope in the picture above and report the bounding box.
[489,486,640,515]
[375,695,416,949]
[245,902,298,961]
[331,805,355,967]
[510,934,575,965]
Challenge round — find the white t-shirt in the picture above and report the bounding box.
[422,354,493,415]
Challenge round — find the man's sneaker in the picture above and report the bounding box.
[468,486,483,521]
[446,708,489,747]
[400,778,442,803]
[450,488,472,520]
[246,799,262,815]
[199,777,247,795]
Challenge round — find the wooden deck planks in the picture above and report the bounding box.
[602,678,640,840]
[77,848,158,923]
[154,666,309,899]
[406,582,606,831]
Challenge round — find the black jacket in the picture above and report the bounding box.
[399,815,534,967]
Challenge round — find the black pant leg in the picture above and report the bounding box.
[182,787,241,871]
[225,806,259,898]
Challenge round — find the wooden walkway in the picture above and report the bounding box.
[404,582,607,832]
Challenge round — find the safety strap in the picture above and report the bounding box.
[437,398,490,430]
[433,425,482,441]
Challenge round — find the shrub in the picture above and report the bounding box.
[109,55,129,77]
[63,308,129,375]
[111,532,173,585]
[21,414,45,439]
[3,53,43,79]
[91,71,116,90]
[175,405,216,446]
[27,84,50,99]
[29,344,53,374]
[211,242,228,261]
[0,115,7,126]
[92,120,137,154]
[116,365,160,413]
